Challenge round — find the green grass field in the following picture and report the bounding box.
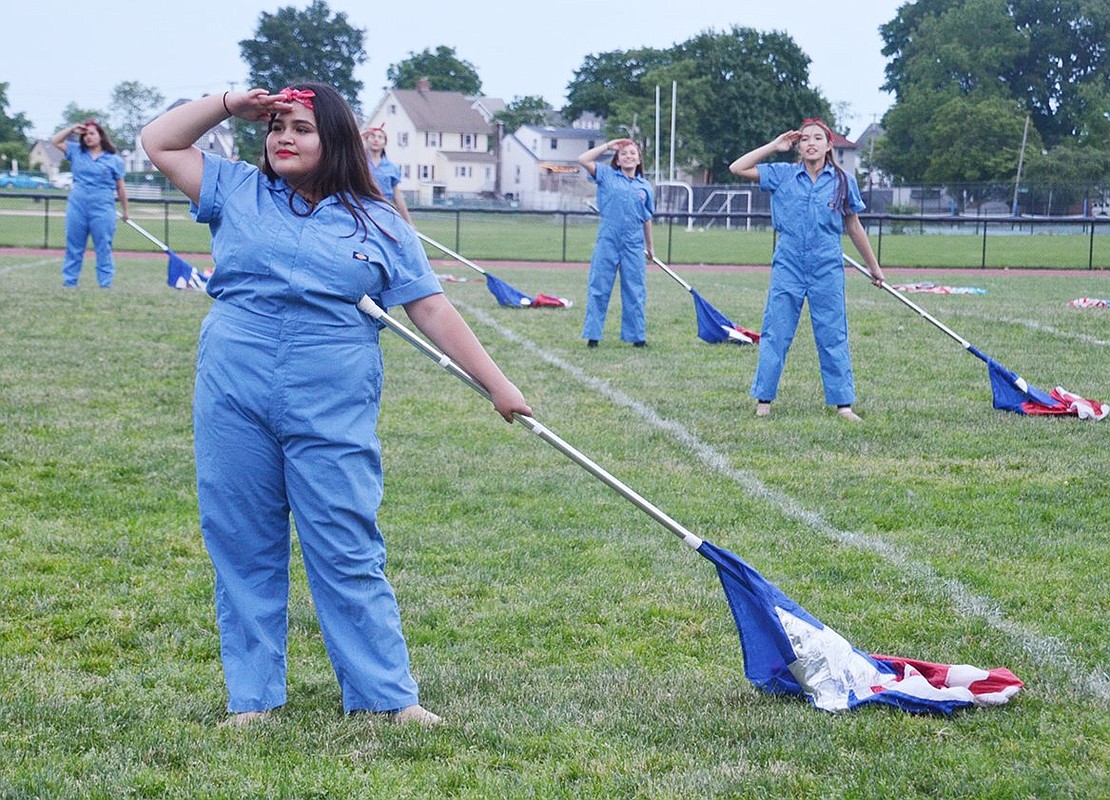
[1,251,1108,798]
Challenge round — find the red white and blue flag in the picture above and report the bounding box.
[698,539,1023,714]
[971,346,1108,420]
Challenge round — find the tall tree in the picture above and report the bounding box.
[110,81,165,149]
[0,82,33,145]
[563,27,830,183]
[879,0,1110,185]
[239,0,367,161]
[59,103,111,133]
[386,46,482,95]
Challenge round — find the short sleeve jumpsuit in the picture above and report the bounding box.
[751,162,866,407]
[582,164,655,344]
[191,153,443,714]
[63,140,126,287]
[369,153,402,204]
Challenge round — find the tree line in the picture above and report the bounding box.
[1,0,1105,203]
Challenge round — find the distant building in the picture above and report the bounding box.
[132,98,234,173]
[853,122,887,188]
[829,130,861,178]
[28,140,65,178]
[500,122,604,210]
[363,79,501,205]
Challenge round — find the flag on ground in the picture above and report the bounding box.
[1066,298,1108,309]
[484,273,571,308]
[970,345,1109,420]
[891,282,986,295]
[699,540,1023,714]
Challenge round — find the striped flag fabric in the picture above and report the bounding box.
[698,540,1023,714]
[972,346,1109,420]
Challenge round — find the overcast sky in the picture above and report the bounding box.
[6,0,902,141]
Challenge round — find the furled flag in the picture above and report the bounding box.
[693,290,760,344]
[167,252,209,291]
[698,539,1023,714]
[971,346,1109,420]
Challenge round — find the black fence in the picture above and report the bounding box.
[1,192,1107,270]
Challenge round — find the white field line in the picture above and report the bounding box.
[0,257,56,276]
[855,297,1110,347]
[457,300,1110,706]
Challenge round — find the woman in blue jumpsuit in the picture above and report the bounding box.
[730,119,884,421]
[49,120,129,287]
[577,138,655,347]
[142,82,531,728]
[361,125,412,224]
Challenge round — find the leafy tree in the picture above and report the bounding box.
[563,48,671,124]
[493,96,553,134]
[564,27,831,182]
[1006,0,1110,146]
[921,95,1037,187]
[110,81,165,149]
[386,46,482,95]
[239,0,367,161]
[0,82,32,145]
[879,0,1110,184]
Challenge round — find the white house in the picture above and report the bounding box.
[363,79,501,205]
[500,122,605,210]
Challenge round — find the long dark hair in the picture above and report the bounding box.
[799,118,851,214]
[261,81,389,240]
[81,121,117,154]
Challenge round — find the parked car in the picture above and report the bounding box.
[0,172,50,189]
[51,172,73,190]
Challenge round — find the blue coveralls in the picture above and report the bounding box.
[191,153,443,714]
[750,162,866,407]
[369,154,402,203]
[63,141,125,287]
[582,164,654,343]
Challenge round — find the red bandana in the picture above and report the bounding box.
[276,87,316,109]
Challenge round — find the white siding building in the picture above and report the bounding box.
[363,80,500,205]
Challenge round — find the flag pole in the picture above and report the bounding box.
[843,252,971,349]
[356,294,702,548]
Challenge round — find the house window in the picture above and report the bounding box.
[398,132,409,147]
[388,104,396,115]
[550,138,558,150]
[514,166,521,184]
[419,165,432,180]
[401,165,411,178]
[426,132,439,147]
[455,166,472,178]
[462,133,474,150]
[485,167,491,179]
[587,140,596,149]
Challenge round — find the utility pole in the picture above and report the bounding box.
[1011,114,1030,217]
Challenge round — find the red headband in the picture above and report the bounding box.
[276,87,316,109]
[801,117,835,141]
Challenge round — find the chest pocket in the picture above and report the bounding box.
[301,214,392,302]
[215,209,281,276]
